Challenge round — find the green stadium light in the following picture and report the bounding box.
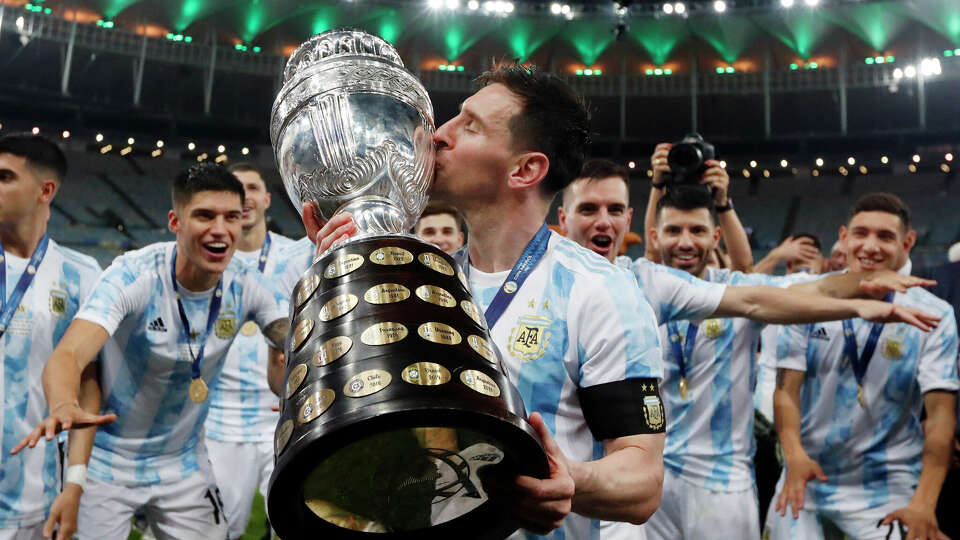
[184,36,192,42]
[875,56,885,63]
[44,7,51,14]
[576,69,584,75]
[584,69,593,75]
[865,57,874,64]
[790,63,799,70]
[725,66,735,73]
[664,68,672,75]
[253,46,261,53]
[457,65,464,72]
[166,33,175,39]
[886,55,894,63]
[654,68,663,75]
[808,62,818,69]
[439,64,448,71]
[716,67,724,73]
[594,69,602,75]
[946,50,955,57]
[645,68,654,75]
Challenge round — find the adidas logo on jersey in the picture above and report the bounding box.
[810,326,829,340]
[148,317,168,332]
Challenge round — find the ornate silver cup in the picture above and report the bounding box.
[267,30,547,540]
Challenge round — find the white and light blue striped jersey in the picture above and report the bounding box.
[471,233,662,540]
[1,240,101,528]
[615,256,726,324]
[775,282,959,514]
[659,268,805,493]
[274,237,317,302]
[76,242,287,487]
[205,232,296,443]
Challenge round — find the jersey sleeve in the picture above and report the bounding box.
[775,322,810,372]
[727,270,817,289]
[75,255,150,335]
[575,265,663,387]
[273,239,315,301]
[632,259,726,323]
[917,306,960,394]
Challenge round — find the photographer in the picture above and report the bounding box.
[643,138,754,272]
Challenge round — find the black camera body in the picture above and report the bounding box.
[665,133,716,185]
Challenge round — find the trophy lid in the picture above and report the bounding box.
[283,30,405,84]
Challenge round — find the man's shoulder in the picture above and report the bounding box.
[269,231,300,249]
[901,286,955,320]
[105,242,170,277]
[549,234,635,282]
[47,239,102,276]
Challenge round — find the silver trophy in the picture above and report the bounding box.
[267,30,547,540]
[271,30,435,240]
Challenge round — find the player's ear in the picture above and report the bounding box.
[168,209,180,234]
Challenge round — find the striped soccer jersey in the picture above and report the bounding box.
[76,242,286,486]
[656,267,802,492]
[775,276,959,513]
[1,239,101,528]
[205,232,296,443]
[470,233,663,540]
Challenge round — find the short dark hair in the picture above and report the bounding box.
[417,202,464,233]
[227,161,263,177]
[791,232,822,250]
[475,64,591,196]
[562,159,631,206]
[172,163,245,209]
[655,185,717,225]
[0,133,68,183]
[849,192,911,231]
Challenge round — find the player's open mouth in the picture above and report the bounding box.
[204,242,229,255]
[592,235,612,248]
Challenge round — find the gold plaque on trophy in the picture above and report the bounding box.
[360,322,408,345]
[286,364,309,399]
[343,369,393,398]
[460,369,501,397]
[415,285,456,307]
[401,362,451,386]
[418,253,454,276]
[363,283,410,305]
[292,318,315,352]
[467,335,496,363]
[460,300,485,327]
[298,389,336,425]
[318,294,359,322]
[324,254,364,279]
[370,247,414,266]
[295,274,322,308]
[418,322,462,345]
[313,336,353,367]
[275,419,294,456]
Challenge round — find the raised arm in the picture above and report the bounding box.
[712,286,940,331]
[643,143,671,263]
[700,161,753,272]
[788,269,935,300]
[753,236,822,275]
[12,319,116,453]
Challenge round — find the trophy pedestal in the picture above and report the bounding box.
[268,236,548,540]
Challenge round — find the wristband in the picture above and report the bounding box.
[715,198,734,213]
[66,464,87,489]
[651,181,666,190]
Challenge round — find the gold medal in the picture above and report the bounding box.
[240,321,259,337]
[679,377,689,400]
[857,385,867,409]
[189,377,209,403]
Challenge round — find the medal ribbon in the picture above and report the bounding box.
[0,235,50,338]
[469,223,551,330]
[256,233,271,274]
[840,293,893,389]
[170,246,224,381]
[666,321,699,382]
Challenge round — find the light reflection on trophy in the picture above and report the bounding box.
[267,30,547,540]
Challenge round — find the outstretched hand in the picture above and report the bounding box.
[855,300,941,332]
[10,403,115,455]
[776,454,827,519]
[860,271,936,298]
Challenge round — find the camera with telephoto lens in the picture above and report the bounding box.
[665,133,716,185]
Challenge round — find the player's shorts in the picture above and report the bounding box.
[646,468,760,540]
[0,523,44,540]
[764,477,911,540]
[76,457,228,540]
[207,439,273,539]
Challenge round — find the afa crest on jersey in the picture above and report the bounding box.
[643,396,665,431]
[508,314,551,362]
[702,318,727,339]
[49,288,67,317]
[215,314,238,339]
[881,333,905,360]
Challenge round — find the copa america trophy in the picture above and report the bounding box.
[267,30,548,539]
